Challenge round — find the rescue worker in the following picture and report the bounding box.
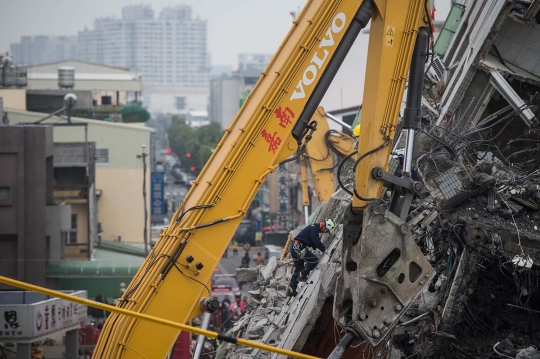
[220,298,233,331]
[241,252,251,268]
[255,231,263,245]
[253,251,265,266]
[31,342,43,359]
[287,219,336,296]
[232,240,239,257]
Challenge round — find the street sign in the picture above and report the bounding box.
[0,291,87,340]
[151,172,165,223]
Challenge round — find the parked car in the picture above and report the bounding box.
[232,220,256,246]
[212,274,241,297]
[211,267,222,286]
[264,245,284,260]
[210,285,238,311]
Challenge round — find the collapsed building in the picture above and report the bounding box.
[217,0,540,358]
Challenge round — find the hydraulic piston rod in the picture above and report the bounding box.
[193,311,213,359]
[327,332,356,359]
[401,26,430,176]
[403,128,415,175]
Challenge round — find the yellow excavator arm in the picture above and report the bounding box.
[353,0,430,209]
[301,106,355,216]
[95,0,435,357]
[95,1,372,358]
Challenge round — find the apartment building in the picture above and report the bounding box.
[77,5,208,85]
[10,36,78,66]
[238,53,273,72]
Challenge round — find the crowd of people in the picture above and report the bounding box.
[76,319,104,358]
[188,243,265,357]
[212,293,248,331]
[190,293,249,358]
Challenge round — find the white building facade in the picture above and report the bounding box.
[76,5,210,113]
[77,5,208,86]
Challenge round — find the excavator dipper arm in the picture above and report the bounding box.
[333,0,436,350]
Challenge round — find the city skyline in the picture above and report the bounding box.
[0,0,307,69]
[0,0,454,69]
[2,1,452,112]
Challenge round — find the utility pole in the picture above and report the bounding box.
[137,145,149,255]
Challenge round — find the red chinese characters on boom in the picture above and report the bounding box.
[274,106,294,128]
[261,130,282,154]
[260,106,294,153]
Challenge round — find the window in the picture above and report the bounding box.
[96,148,109,164]
[101,96,112,105]
[175,96,186,110]
[0,187,10,199]
[0,186,12,206]
[69,214,78,244]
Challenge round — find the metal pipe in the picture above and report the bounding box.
[304,206,309,225]
[328,332,356,359]
[398,311,429,326]
[0,275,322,359]
[403,128,415,175]
[142,147,149,255]
[193,311,212,359]
[34,106,66,123]
[280,234,292,262]
[325,113,352,130]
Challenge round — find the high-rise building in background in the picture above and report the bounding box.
[10,4,210,114]
[79,4,210,112]
[77,18,111,65]
[10,35,77,65]
[210,53,272,129]
[238,53,273,72]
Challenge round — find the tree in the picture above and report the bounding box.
[120,103,151,123]
[167,116,224,173]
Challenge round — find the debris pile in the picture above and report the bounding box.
[397,117,540,357]
[217,194,350,359]
[217,2,540,357]
[219,126,540,359]
[216,258,290,359]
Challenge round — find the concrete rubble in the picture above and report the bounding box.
[217,191,350,359]
[218,0,540,358]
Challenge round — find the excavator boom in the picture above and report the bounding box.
[95,1,372,358]
[94,0,437,356]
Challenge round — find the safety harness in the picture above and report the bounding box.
[292,239,306,262]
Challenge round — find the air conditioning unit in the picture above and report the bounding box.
[426,56,445,83]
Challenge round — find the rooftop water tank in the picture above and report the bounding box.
[58,66,75,89]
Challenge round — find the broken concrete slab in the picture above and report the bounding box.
[517,347,540,359]
[261,256,277,281]
[235,267,259,283]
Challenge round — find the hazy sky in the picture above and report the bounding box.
[0,0,452,110]
[0,0,307,67]
[0,0,452,68]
